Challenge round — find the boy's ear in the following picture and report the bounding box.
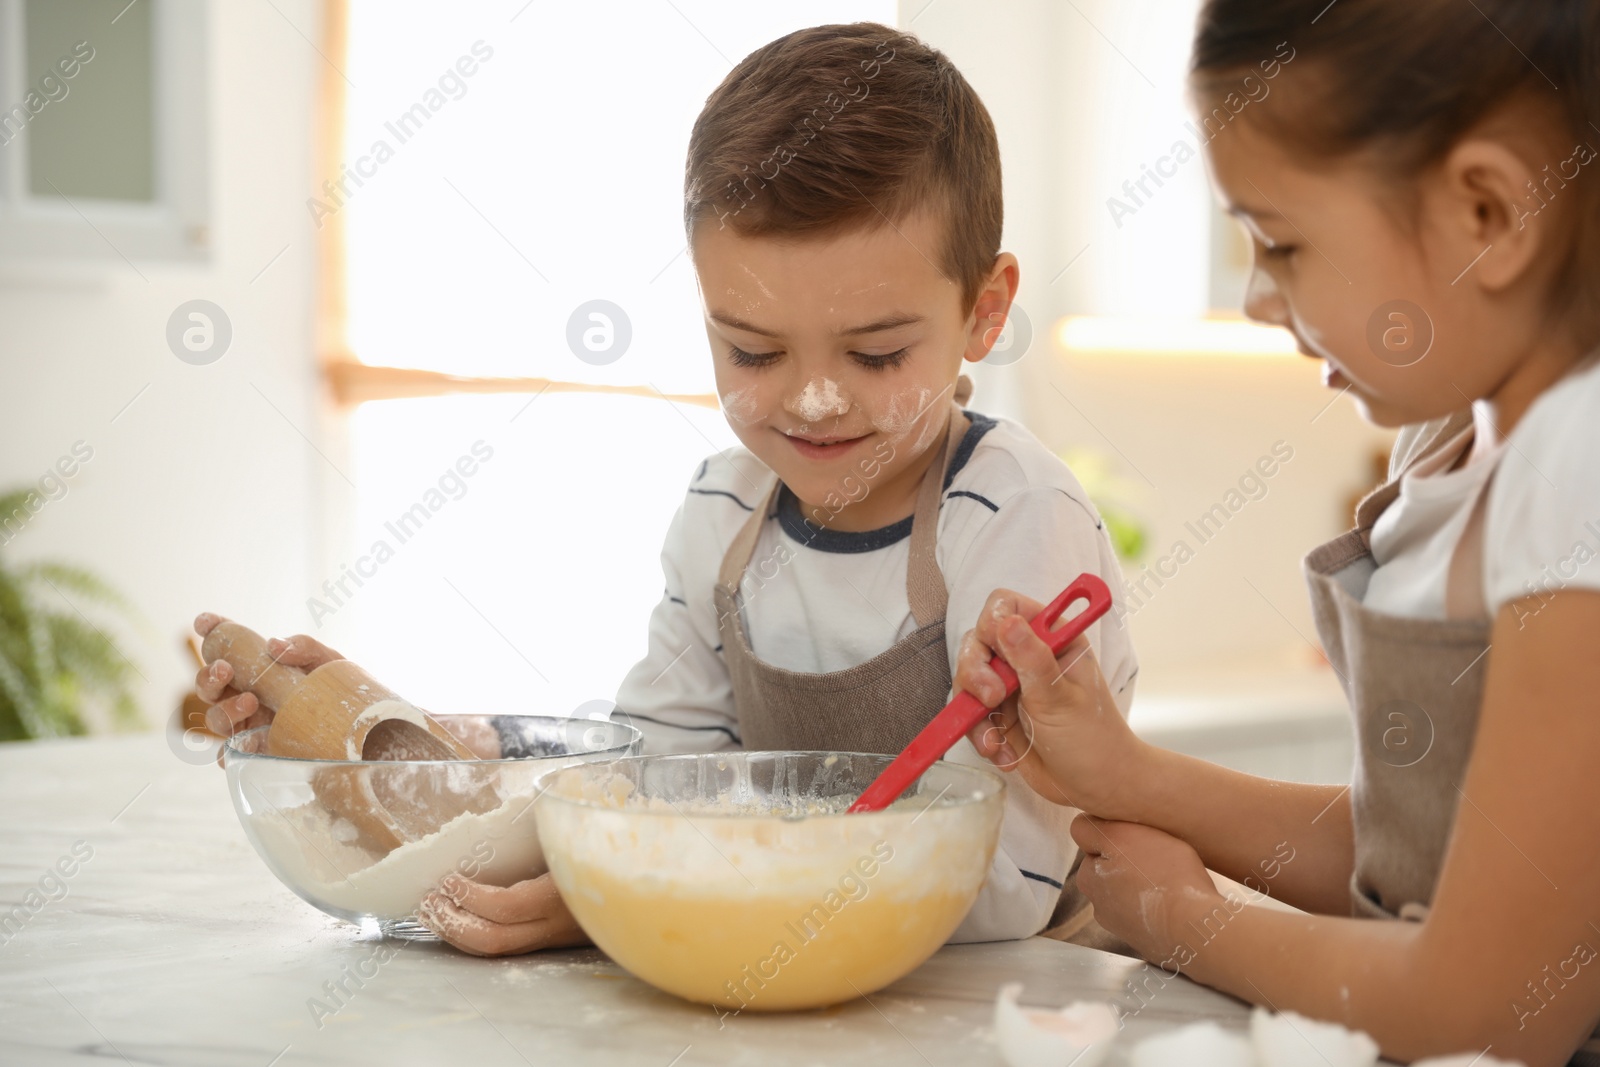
[964,253,1021,363]
[1435,138,1554,295]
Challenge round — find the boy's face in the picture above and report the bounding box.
[692,211,1012,525]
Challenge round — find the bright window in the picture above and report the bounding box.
[336,1,893,715]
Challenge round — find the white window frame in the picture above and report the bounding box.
[0,0,211,267]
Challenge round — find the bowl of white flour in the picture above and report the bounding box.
[224,713,641,938]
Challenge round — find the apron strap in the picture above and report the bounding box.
[1445,445,1499,622]
[1350,407,1495,622]
[953,373,975,407]
[1353,407,1476,538]
[1372,415,1494,622]
[906,406,969,628]
[716,479,782,593]
[714,402,972,629]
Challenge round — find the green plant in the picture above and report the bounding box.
[0,489,143,741]
[1059,447,1150,562]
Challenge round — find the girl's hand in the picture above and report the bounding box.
[418,873,591,957]
[1071,814,1221,966]
[192,613,344,738]
[955,588,1145,816]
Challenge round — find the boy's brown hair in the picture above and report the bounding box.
[684,23,1003,312]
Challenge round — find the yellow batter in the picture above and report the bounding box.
[534,760,1003,1012]
[553,860,975,1010]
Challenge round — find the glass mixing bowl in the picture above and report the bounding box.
[224,713,641,938]
[534,751,1004,1011]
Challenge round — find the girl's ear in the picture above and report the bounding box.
[1435,138,1551,295]
[964,253,1021,363]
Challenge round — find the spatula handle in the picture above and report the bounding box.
[848,574,1113,814]
[200,622,305,712]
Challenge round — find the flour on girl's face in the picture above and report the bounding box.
[791,377,851,423]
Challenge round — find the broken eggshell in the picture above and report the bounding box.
[994,983,1119,1067]
[1129,1021,1253,1067]
[1250,1007,1379,1067]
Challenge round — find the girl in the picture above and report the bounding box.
[958,1,1600,1062]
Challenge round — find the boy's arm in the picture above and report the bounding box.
[944,738,1079,942]
[939,484,1138,940]
[612,495,740,754]
[941,483,1139,714]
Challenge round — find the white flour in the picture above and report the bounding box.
[871,386,934,438]
[792,377,850,422]
[720,385,760,427]
[252,788,547,920]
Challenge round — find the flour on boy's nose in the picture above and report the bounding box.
[790,378,851,422]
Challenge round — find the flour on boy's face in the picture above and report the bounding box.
[693,211,972,528]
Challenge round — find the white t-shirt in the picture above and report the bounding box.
[613,411,1139,943]
[1366,356,1600,620]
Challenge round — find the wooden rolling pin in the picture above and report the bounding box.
[203,622,500,854]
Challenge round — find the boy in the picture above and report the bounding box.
[198,23,1138,955]
[596,22,1136,948]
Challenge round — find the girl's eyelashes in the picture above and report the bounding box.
[727,344,782,369]
[851,347,909,371]
[1259,241,1299,263]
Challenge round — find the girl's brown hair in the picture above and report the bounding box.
[684,23,1002,312]
[1192,0,1600,338]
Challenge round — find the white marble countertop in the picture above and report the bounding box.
[1,732,1281,1066]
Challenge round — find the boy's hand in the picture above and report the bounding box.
[192,613,344,739]
[196,613,586,957]
[418,873,591,957]
[955,588,1144,817]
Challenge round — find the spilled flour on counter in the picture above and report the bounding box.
[251,789,546,920]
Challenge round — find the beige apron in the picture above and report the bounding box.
[712,405,970,754]
[1308,410,1600,1060]
[1304,409,1491,919]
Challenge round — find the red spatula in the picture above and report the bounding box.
[848,574,1113,813]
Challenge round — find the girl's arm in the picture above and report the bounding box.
[1119,747,1356,917]
[1075,591,1600,1066]
[958,589,1355,915]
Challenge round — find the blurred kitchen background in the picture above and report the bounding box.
[0,0,1392,780]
